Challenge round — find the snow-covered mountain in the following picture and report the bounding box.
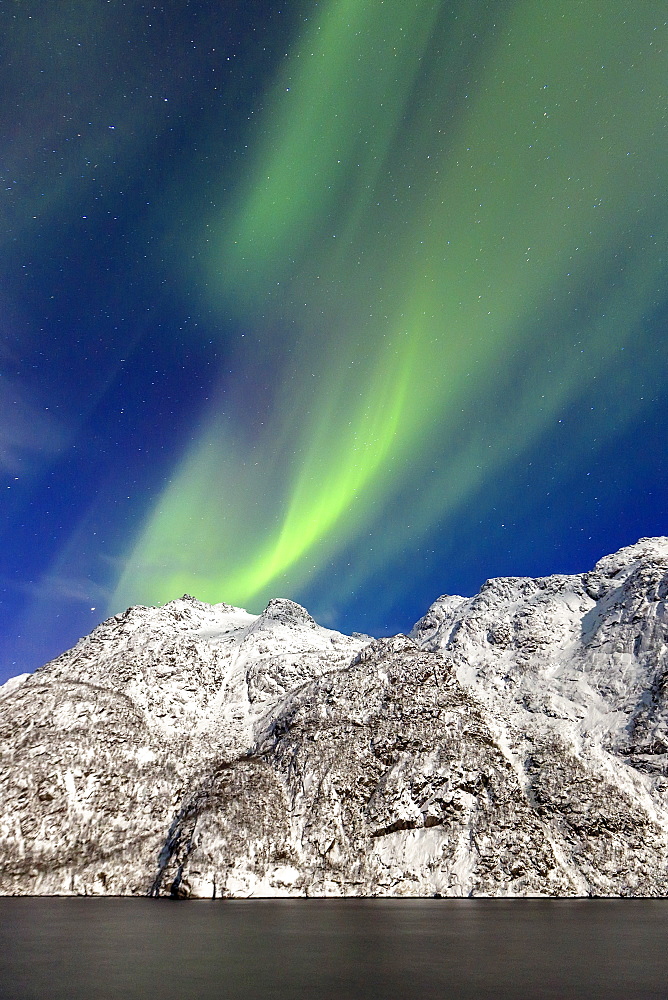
[1,538,667,897]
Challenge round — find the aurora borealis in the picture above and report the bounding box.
[2,1,666,680]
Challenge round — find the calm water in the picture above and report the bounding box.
[1,898,667,1000]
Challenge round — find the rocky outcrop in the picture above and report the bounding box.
[1,538,667,896]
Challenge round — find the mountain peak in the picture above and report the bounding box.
[258,598,318,628]
[592,535,668,577]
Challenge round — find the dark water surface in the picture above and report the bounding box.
[1,898,667,1000]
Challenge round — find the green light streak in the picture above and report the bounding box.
[216,0,442,301]
[112,0,667,613]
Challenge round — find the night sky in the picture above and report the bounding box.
[2,0,666,683]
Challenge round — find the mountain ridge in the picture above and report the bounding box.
[1,537,667,897]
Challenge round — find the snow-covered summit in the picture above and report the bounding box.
[591,535,668,578]
[31,591,365,753]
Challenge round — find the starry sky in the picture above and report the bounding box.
[1,0,666,682]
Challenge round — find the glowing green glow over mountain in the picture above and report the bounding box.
[112,0,667,614]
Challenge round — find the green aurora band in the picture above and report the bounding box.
[112,0,666,615]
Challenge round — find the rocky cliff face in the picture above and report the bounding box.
[1,538,667,897]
